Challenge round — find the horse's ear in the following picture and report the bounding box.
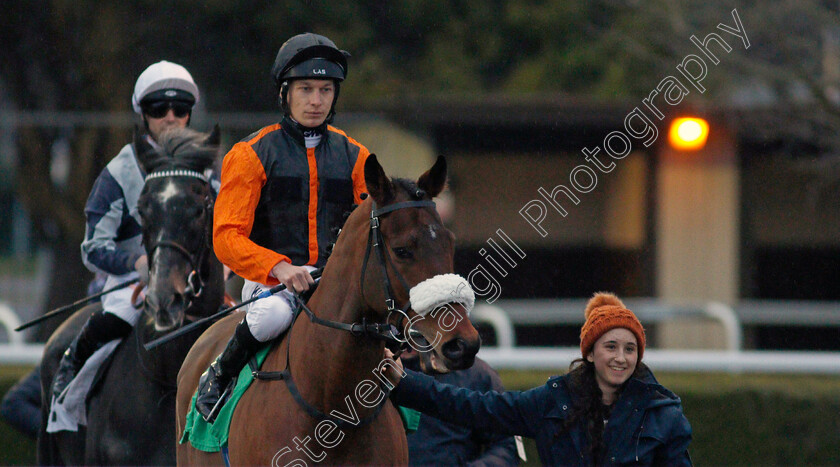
[364,154,394,205]
[133,125,157,172]
[417,156,447,198]
[205,124,221,147]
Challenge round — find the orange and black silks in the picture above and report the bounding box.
[214,116,369,286]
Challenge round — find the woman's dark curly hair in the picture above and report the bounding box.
[556,357,650,462]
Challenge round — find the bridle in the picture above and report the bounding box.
[289,198,436,350]
[143,169,213,304]
[361,198,437,344]
[251,197,437,427]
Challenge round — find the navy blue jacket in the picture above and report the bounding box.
[0,367,41,439]
[392,368,692,466]
[405,358,519,466]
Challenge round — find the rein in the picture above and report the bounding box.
[251,197,435,427]
[288,198,436,348]
[264,198,436,350]
[294,297,402,347]
[134,324,178,391]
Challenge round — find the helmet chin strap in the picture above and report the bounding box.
[278,81,289,113]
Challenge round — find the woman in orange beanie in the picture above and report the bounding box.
[388,292,692,466]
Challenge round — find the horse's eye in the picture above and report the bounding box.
[392,247,413,260]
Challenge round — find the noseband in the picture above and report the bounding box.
[289,198,436,350]
[143,169,213,302]
[252,197,437,428]
[147,240,207,299]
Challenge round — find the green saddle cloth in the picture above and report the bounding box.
[180,346,421,452]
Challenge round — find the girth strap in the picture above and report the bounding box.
[249,333,392,429]
[252,365,390,429]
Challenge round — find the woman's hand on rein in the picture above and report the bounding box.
[382,348,406,388]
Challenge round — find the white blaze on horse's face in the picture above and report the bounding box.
[156,179,180,204]
[427,224,438,240]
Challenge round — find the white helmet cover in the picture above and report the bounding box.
[131,60,199,114]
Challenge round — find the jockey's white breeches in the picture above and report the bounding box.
[242,265,317,343]
[101,272,143,326]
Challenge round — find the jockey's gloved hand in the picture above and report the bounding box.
[134,255,149,283]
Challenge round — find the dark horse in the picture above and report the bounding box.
[176,155,481,465]
[38,128,225,465]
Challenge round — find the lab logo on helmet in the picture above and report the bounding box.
[165,90,177,97]
[313,68,326,75]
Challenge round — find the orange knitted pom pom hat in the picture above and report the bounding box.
[579,292,646,360]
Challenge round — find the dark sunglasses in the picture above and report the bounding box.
[143,100,192,119]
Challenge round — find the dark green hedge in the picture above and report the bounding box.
[683,389,840,465]
[0,423,34,466]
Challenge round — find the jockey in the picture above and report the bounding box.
[195,33,371,421]
[51,61,201,400]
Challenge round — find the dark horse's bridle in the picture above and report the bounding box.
[134,168,214,389]
[251,197,436,428]
[143,169,213,305]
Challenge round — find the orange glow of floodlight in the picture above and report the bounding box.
[668,117,709,151]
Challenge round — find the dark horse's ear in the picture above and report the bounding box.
[364,154,394,205]
[417,156,447,198]
[205,124,221,147]
[133,125,157,173]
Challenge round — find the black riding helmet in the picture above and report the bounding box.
[271,33,350,123]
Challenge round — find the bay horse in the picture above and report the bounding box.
[176,155,481,465]
[38,128,225,465]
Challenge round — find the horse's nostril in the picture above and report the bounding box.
[169,293,186,312]
[441,337,480,368]
[442,338,466,361]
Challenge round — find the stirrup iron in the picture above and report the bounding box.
[203,384,232,423]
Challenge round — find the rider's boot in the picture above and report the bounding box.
[51,310,133,401]
[195,318,261,422]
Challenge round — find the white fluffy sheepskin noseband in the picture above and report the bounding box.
[409,274,475,317]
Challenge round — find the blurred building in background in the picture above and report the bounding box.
[2,96,840,349]
[1,95,839,350]
[371,96,840,351]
